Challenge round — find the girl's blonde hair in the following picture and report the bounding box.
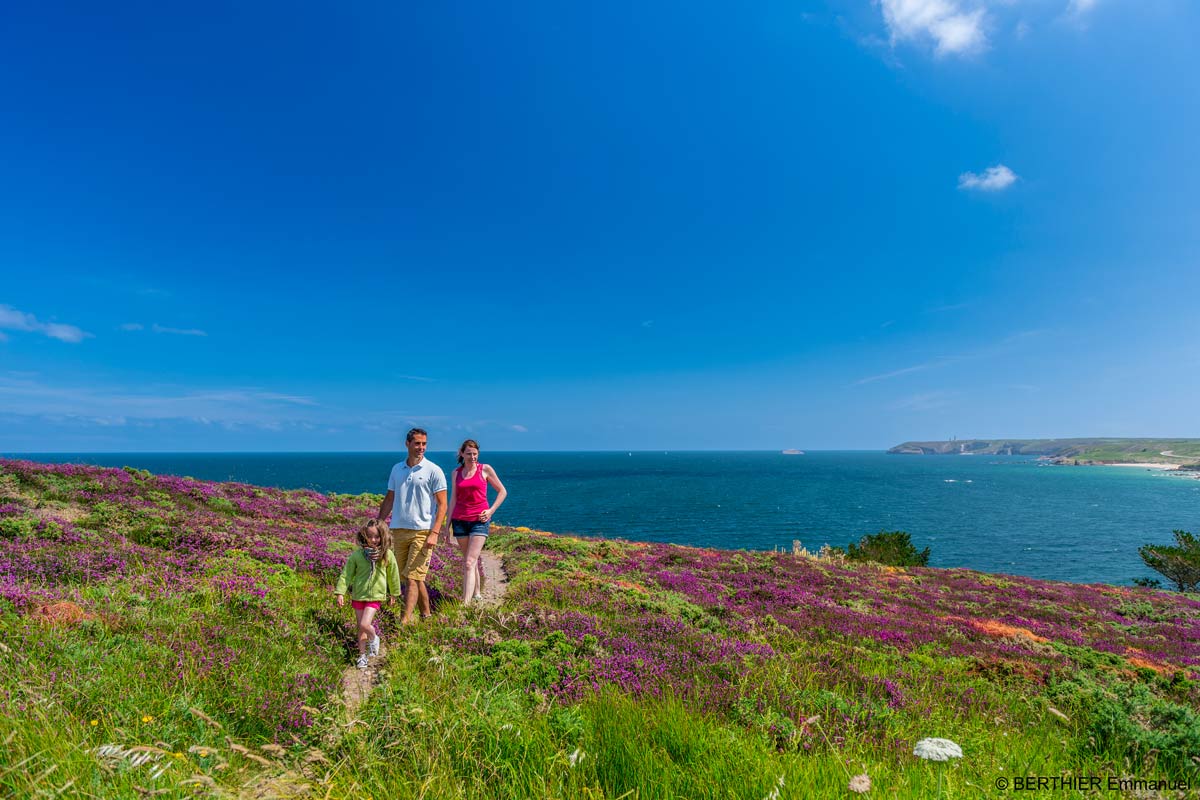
[356,519,392,561]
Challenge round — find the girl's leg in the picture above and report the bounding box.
[462,535,487,604]
[353,606,366,653]
[357,606,378,655]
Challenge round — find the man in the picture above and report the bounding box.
[377,428,447,624]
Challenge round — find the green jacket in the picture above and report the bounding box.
[335,548,402,601]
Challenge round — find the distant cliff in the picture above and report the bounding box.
[887,438,1200,465]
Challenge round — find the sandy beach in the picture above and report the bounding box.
[1102,462,1181,469]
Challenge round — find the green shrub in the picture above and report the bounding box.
[0,514,37,539]
[82,501,131,533]
[1138,530,1200,592]
[207,496,237,515]
[1083,681,1200,773]
[839,530,930,567]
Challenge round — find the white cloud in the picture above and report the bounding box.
[510,424,529,433]
[0,304,91,343]
[880,0,988,56]
[152,323,207,337]
[1068,0,1098,14]
[958,164,1018,191]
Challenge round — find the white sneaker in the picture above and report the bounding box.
[356,653,369,670]
[368,636,380,657]
[473,592,483,602]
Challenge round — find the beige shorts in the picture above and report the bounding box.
[392,528,433,581]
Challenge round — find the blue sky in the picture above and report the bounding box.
[1,1,1197,451]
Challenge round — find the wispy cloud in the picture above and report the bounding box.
[880,0,988,56]
[0,304,91,343]
[999,328,1046,345]
[510,424,529,433]
[855,357,958,385]
[152,324,207,337]
[0,376,319,424]
[958,164,1019,191]
[892,391,957,411]
[195,390,318,406]
[854,329,1047,386]
[1068,0,1098,15]
[121,322,208,336]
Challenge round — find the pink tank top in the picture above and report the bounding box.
[452,465,489,519]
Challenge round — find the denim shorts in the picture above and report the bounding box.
[451,519,490,538]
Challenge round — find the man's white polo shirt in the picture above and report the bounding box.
[385,458,447,530]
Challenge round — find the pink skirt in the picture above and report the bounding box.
[351,600,381,610]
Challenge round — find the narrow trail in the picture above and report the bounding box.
[339,549,509,719]
[474,549,509,608]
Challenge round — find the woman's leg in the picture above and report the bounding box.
[462,534,488,604]
[455,532,475,603]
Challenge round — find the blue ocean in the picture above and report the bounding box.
[10,451,1200,586]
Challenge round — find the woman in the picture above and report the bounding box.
[444,439,507,604]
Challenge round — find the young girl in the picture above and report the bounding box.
[444,439,508,604]
[335,519,401,669]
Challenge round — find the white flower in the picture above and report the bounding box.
[848,773,871,793]
[568,748,586,767]
[913,738,963,762]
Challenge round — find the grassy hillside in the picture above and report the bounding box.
[889,438,1200,465]
[2,459,1198,798]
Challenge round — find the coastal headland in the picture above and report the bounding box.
[1,457,1197,797]
[888,437,1200,468]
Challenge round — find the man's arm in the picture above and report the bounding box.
[428,490,447,547]
[377,490,394,523]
